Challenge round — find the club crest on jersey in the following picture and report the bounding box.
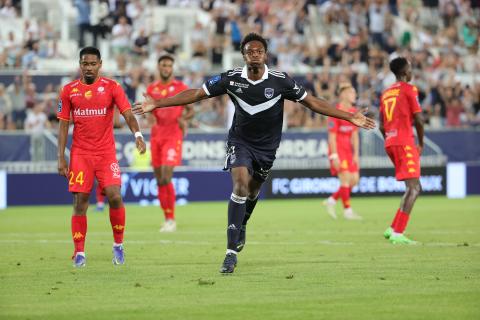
[110,163,120,178]
[264,88,274,99]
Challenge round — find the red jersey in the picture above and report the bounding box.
[328,105,357,157]
[380,82,422,147]
[57,77,130,155]
[146,79,188,138]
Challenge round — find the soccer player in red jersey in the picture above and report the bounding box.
[146,53,193,232]
[379,57,424,244]
[324,83,362,220]
[57,47,146,267]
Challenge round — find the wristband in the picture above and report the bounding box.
[329,153,338,160]
[134,131,143,139]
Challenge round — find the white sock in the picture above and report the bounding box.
[391,232,402,237]
[226,249,237,255]
[327,196,336,205]
[113,242,123,247]
[76,252,85,257]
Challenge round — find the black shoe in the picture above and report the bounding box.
[236,225,247,252]
[219,253,237,274]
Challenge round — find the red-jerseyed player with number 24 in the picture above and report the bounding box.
[57,47,146,267]
[379,57,424,245]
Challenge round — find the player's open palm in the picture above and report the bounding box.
[58,157,68,177]
[132,93,155,115]
[351,108,376,129]
[136,137,147,154]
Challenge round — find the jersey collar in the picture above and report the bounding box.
[241,64,269,85]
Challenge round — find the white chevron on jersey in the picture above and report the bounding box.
[227,89,282,115]
[268,70,285,78]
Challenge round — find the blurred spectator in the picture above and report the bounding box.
[90,0,110,47]
[368,0,389,49]
[6,75,27,129]
[0,0,17,18]
[0,83,13,130]
[24,102,50,134]
[111,16,132,56]
[74,0,91,48]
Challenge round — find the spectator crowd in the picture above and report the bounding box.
[0,0,479,132]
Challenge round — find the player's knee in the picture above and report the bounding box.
[407,183,421,199]
[233,183,248,197]
[108,193,123,207]
[158,177,171,186]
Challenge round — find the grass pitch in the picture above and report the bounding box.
[0,196,479,320]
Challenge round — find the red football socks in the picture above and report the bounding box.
[339,186,351,209]
[332,188,341,200]
[158,183,175,220]
[109,206,126,244]
[71,215,87,254]
[393,209,410,234]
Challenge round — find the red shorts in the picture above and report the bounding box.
[68,153,121,193]
[330,156,358,176]
[385,145,421,181]
[151,137,182,167]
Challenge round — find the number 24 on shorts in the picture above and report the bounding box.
[69,171,85,186]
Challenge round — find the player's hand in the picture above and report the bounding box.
[57,157,68,177]
[333,158,340,171]
[417,144,423,155]
[132,93,156,115]
[351,108,376,129]
[136,137,146,154]
[353,154,359,166]
[178,117,188,137]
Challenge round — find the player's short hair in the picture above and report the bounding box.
[240,33,268,55]
[79,46,101,60]
[158,53,175,64]
[389,57,409,77]
[337,82,353,95]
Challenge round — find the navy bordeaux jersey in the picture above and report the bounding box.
[202,65,307,152]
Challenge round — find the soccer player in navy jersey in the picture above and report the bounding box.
[133,33,375,274]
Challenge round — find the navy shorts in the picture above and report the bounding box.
[223,141,276,182]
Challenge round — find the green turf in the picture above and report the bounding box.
[0,196,479,320]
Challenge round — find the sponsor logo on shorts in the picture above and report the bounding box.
[167,148,177,162]
[110,162,120,178]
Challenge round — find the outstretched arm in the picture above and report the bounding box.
[301,95,376,129]
[133,88,208,115]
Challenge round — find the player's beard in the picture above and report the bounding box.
[249,66,260,74]
[160,72,172,82]
[84,74,95,85]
